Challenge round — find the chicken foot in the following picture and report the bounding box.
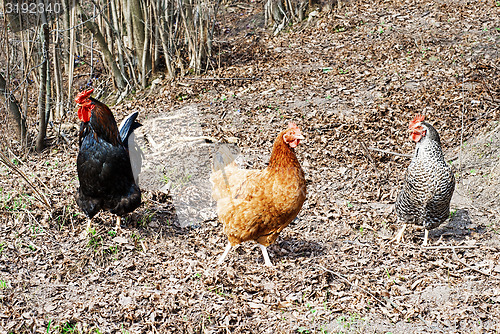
[86,216,121,233]
[217,242,273,267]
[388,223,407,244]
[389,224,430,246]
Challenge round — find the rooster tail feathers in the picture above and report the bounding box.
[119,112,141,148]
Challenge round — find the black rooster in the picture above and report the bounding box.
[75,89,141,230]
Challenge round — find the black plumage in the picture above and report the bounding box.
[75,90,141,227]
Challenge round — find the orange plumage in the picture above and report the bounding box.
[210,123,307,266]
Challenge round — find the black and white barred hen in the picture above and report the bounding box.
[393,115,455,246]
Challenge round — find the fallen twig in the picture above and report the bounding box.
[422,245,478,250]
[261,87,276,95]
[367,146,412,158]
[140,239,148,252]
[7,148,52,193]
[483,96,500,105]
[0,151,51,209]
[459,76,465,176]
[359,141,380,177]
[315,264,388,307]
[452,249,495,277]
[184,77,259,81]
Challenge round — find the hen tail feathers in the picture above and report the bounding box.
[211,144,239,200]
[213,144,237,172]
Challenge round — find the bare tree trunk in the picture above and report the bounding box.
[90,4,95,83]
[52,21,64,120]
[111,0,126,75]
[0,73,27,144]
[45,43,52,125]
[53,42,63,119]
[179,0,196,73]
[78,4,127,91]
[130,0,152,84]
[93,0,136,88]
[61,0,71,71]
[105,4,114,61]
[152,3,158,74]
[67,0,76,108]
[21,31,30,128]
[124,0,134,50]
[265,0,309,35]
[36,6,49,153]
[141,4,150,88]
[156,0,175,78]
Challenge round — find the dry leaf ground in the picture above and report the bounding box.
[0,0,499,333]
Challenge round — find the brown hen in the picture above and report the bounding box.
[210,123,307,266]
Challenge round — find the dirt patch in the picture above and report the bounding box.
[450,122,500,223]
[133,105,216,227]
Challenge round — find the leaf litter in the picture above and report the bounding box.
[0,0,499,332]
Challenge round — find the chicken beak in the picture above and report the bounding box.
[296,134,305,140]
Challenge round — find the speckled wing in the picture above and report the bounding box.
[395,159,429,225]
[424,168,455,229]
[395,136,455,230]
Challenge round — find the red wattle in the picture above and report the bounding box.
[411,133,422,143]
[78,105,92,122]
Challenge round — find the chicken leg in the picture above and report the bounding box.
[422,229,429,246]
[217,242,273,267]
[82,218,94,239]
[116,216,122,230]
[258,244,273,267]
[217,242,232,265]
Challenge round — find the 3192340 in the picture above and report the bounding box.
[4,1,62,14]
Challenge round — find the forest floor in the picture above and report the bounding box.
[1,0,500,333]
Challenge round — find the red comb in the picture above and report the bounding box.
[288,122,299,129]
[75,89,94,104]
[409,114,425,129]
